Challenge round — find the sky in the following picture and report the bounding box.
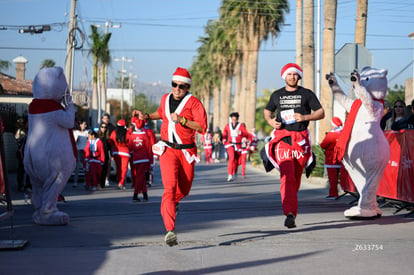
[1,0,414,97]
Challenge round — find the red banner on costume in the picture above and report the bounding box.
[378,130,414,203]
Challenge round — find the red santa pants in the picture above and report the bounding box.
[226,146,241,175]
[85,162,102,188]
[132,162,149,194]
[238,151,248,177]
[327,167,340,197]
[159,148,195,232]
[114,155,129,186]
[274,141,309,216]
[204,148,213,163]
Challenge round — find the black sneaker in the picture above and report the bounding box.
[132,195,140,202]
[143,192,148,202]
[284,214,296,228]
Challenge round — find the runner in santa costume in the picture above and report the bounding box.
[137,67,207,246]
[108,119,131,190]
[320,117,343,199]
[263,63,325,228]
[222,112,250,182]
[201,128,214,164]
[129,115,154,202]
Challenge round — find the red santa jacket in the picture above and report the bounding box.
[202,132,213,149]
[128,129,154,165]
[108,130,131,158]
[320,129,342,167]
[222,122,249,151]
[84,138,105,165]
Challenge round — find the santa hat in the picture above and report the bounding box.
[331,117,343,128]
[281,63,303,80]
[117,119,126,127]
[172,67,192,85]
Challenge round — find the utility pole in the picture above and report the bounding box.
[65,0,77,94]
[113,57,133,118]
[93,21,121,113]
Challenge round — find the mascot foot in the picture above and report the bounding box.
[33,210,70,225]
[344,206,381,220]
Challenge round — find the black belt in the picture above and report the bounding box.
[163,140,195,150]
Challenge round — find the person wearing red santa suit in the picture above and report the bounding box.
[249,128,258,155]
[136,67,207,246]
[128,115,154,202]
[238,136,249,178]
[201,128,214,164]
[263,63,324,228]
[320,117,343,199]
[222,112,249,182]
[84,130,105,191]
[108,119,131,190]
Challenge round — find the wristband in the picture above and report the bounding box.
[181,117,187,126]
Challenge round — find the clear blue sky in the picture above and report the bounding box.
[1,0,414,96]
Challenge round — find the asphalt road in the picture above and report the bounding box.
[1,161,413,275]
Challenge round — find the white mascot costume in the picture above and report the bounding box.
[24,67,76,225]
[326,67,390,219]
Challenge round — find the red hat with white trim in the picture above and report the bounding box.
[172,67,192,85]
[281,63,303,80]
[331,116,343,127]
[117,119,126,127]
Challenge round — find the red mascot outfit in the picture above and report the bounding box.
[128,118,154,202]
[202,129,214,164]
[320,117,343,198]
[222,112,249,182]
[84,132,105,190]
[108,119,131,190]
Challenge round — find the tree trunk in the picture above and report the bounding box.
[355,0,368,46]
[219,73,232,129]
[245,35,260,131]
[319,0,338,143]
[296,0,303,68]
[91,61,99,128]
[303,0,315,142]
[213,86,220,130]
[101,64,107,114]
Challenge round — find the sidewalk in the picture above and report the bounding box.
[1,161,413,275]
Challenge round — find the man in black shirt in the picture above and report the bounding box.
[263,63,325,228]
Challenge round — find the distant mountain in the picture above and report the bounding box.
[134,81,169,104]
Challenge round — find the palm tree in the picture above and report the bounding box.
[0,60,10,72]
[220,0,289,130]
[355,0,368,46]
[319,0,338,142]
[40,59,56,69]
[89,25,112,126]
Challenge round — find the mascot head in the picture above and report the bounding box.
[32,67,68,102]
[359,66,388,100]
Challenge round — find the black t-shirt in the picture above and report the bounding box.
[265,86,322,132]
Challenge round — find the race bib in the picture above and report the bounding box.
[280,109,296,125]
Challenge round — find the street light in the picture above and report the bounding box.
[113,56,133,118]
[408,32,414,101]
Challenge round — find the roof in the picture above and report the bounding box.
[0,72,32,96]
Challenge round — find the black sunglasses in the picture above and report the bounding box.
[100,126,107,129]
[172,82,188,90]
